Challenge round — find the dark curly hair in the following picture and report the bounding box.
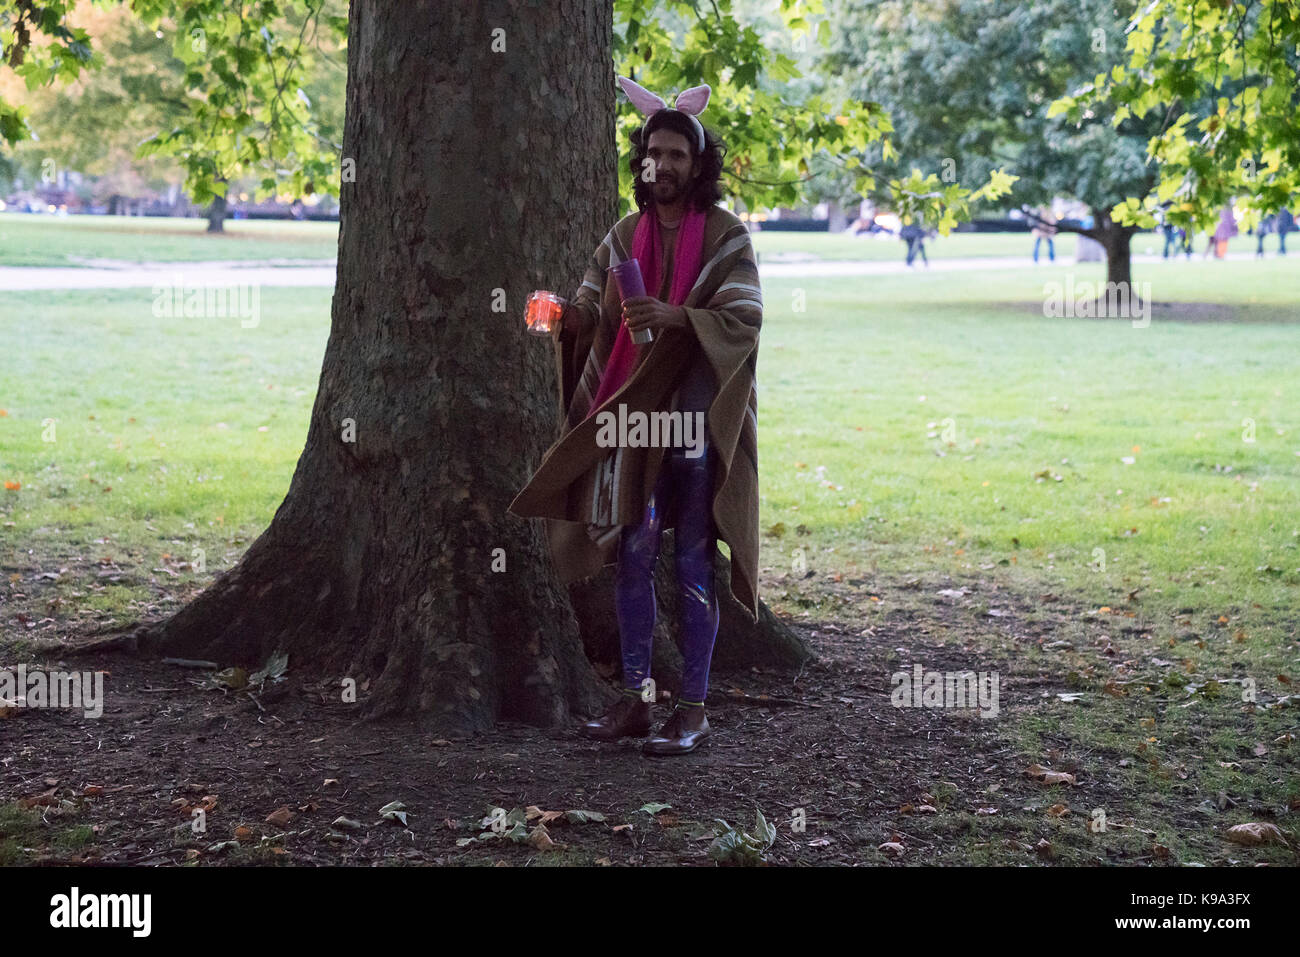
[628,108,727,213]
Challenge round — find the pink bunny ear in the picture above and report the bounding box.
[616,75,667,116]
[673,84,711,116]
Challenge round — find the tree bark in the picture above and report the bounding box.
[206,178,227,233]
[138,0,809,732]
[1091,206,1135,293]
[1024,204,1141,310]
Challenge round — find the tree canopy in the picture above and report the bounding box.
[819,0,1169,222]
[1058,0,1300,232]
[1,0,1013,225]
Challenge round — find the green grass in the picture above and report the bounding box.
[0,212,338,267]
[0,287,329,603]
[755,257,1300,645]
[1,258,1296,645]
[3,210,1276,267]
[755,228,1081,261]
[751,227,1275,262]
[0,803,42,865]
[0,802,94,864]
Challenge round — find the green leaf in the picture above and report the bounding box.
[564,809,607,824]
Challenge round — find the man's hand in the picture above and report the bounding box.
[622,296,687,336]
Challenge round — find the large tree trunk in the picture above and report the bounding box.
[205,178,227,233]
[138,0,809,733]
[1091,206,1138,308]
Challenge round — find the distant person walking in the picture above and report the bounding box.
[900,220,928,267]
[1205,203,1237,258]
[1031,208,1057,262]
[1255,214,1275,258]
[1277,205,1295,255]
[1162,221,1191,259]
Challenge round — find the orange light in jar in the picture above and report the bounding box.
[525,291,567,336]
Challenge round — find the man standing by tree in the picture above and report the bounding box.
[509,76,763,756]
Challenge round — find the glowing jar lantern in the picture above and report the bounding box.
[525,291,567,336]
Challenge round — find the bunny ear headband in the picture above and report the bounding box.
[616,75,711,153]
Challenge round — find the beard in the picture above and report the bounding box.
[653,175,689,205]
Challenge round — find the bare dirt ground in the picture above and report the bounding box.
[2,560,1296,867]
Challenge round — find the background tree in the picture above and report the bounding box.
[819,0,1176,295]
[2,0,345,229]
[1063,0,1300,234]
[5,1,345,217]
[3,0,1011,226]
[4,4,203,212]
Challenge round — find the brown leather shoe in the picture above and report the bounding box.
[580,695,653,741]
[642,705,710,756]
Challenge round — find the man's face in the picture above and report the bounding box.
[646,128,700,206]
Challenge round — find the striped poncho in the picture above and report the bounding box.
[508,204,763,621]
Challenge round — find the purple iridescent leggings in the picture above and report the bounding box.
[615,441,720,705]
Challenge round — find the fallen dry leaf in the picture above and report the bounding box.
[1025,763,1077,786]
[18,787,58,809]
[526,824,557,851]
[264,806,294,827]
[1225,822,1288,847]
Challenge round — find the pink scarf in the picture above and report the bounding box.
[585,205,707,418]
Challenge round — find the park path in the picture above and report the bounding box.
[0,259,337,291]
[0,251,1276,290]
